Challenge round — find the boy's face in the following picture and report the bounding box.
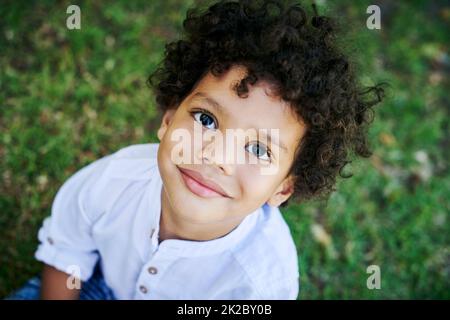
[157,65,306,225]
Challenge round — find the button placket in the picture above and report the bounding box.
[137,244,174,298]
[137,255,160,297]
[139,285,148,294]
[147,266,158,275]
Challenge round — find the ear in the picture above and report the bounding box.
[267,175,295,207]
[157,109,177,141]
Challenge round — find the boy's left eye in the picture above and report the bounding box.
[245,142,271,161]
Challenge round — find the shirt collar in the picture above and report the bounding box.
[153,203,261,258]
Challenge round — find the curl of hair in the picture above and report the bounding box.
[148,0,385,206]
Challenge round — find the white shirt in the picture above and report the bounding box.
[35,143,300,299]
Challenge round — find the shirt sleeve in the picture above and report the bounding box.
[34,154,114,281]
[210,276,299,300]
[262,277,299,300]
[237,276,298,300]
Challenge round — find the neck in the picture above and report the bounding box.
[158,186,244,243]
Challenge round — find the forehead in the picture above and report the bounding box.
[186,65,306,152]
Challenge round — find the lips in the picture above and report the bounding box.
[178,167,230,198]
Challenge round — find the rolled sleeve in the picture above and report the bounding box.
[34,154,113,281]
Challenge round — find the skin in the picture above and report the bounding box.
[39,64,306,299]
[40,265,80,299]
[157,65,306,242]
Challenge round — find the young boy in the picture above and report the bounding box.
[8,0,383,300]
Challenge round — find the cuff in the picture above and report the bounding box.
[34,241,98,282]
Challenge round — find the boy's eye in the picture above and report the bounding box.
[245,142,271,161]
[192,111,217,130]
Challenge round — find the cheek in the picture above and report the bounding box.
[235,166,276,200]
[160,117,192,152]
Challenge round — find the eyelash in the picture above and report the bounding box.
[189,108,273,162]
[190,108,218,129]
[246,142,272,162]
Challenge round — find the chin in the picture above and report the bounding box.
[172,195,224,223]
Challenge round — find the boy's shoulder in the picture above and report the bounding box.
[68,143,160,220]
[112,143,159,160]
[97,143,160,180]
[230,204,300,297]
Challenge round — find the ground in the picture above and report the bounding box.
[0,0,448,298]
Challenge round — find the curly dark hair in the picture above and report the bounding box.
[148,0,385,207]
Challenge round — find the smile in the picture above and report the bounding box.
[178,167,230,199]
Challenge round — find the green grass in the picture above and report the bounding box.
[1,0,449,299]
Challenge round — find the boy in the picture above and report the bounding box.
[8,0,383,299]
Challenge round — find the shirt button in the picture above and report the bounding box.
[47,237,54,245]
[139,285,148,294]
[148,266,158,275]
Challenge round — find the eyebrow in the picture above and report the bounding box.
[191,92,229,117]
[191,92,288,153]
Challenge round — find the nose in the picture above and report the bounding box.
[197,136,234,176]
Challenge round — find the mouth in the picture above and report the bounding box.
[177,166,230,199]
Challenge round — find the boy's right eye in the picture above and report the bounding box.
[192,110,217,130]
